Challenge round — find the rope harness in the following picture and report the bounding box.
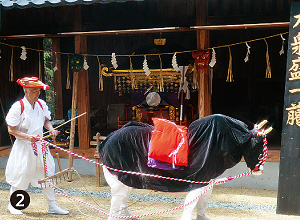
[38,128,268,219]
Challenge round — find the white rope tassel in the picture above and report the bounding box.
[244,42,251,63]
[143,55,151,76]
[111,53,118,69]
[172,52,180,72]
[20,46,27,60]
[53,52,58,72]
[83,55,89,70]
[209,48,216,68]
[279,34,286,56]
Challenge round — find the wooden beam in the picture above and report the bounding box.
[52,38,63,119]
[0,27,191,39]
[0,22,289,39]
[192,22,290,30]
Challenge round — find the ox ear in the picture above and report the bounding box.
[257,127,273,136]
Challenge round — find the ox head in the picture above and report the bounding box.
[242,120,272,173]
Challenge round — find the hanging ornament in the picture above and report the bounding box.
[9,47,14,82]
[83,55,89,70]
[244,42,251,63]
[192,50,210,69]
[226,47,234,82]
[111,53,118,69]
[192,63,198,89]
[53,52,58,72]
[264,39,272,78]
[20,46,27,60]
[172,53,180,72]
[279,34,286,56]
[39,51,42,80]
[69,54,83,72]
[209,48,216,68]
[129,56,136,89]
[97,56,103,91]
[143,55,151,76]
[66,55,71,89]
[159,55,164,92]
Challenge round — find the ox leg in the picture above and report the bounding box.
[195,185,213,220]
[180,184,212,220]
[103,167,134,220]
[119,187,135,217]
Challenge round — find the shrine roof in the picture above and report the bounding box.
[0,0,143,10]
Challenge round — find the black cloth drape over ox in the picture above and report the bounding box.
[98,114,253,192]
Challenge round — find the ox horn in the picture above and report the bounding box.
[264,127,273,135]
[257,127,273,136]
[256,120,268,129]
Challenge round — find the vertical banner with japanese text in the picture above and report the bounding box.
[277,1,300,216]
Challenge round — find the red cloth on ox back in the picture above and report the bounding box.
[149,118,189,167]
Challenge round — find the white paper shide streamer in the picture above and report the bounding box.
[143,55,151,76]
[111,53,118,69]
[20,46,27,60]
[172,53,180,72]
[244,42,251,63]
[209,48,216,68]
[53,52,58,72]
[83,55,89,70]
[279,34,286,56]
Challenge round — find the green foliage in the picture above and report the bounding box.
[43,38,55,119]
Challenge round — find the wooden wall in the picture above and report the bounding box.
[0,39,42,146]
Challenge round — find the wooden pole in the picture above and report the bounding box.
[67,71,78,181]
[197,0,211,118]
[74,6,90,150]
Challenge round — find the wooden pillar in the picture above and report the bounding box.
[75,35,90,150]
[74,6,90,150]
[196,0,211,118]
[52,38,63,120]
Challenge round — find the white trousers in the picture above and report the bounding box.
[10,186,56,207]
[103,167,132,220]
[180,184,213,220]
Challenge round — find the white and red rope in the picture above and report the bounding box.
[38,127,268,218]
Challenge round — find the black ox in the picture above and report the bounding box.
[97,114,270,219]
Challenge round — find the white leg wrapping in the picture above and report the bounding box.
[196,185,213,220]
[103,167,132,220]
[180,185,213,220]
[8,186,23,215]
[43,187,56,206]
[103,167,133,220]
[43,187,69,215]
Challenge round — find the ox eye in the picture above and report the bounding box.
[258,154,263,160]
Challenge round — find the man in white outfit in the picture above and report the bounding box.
[5,76,69,215]
[103,166,212,220]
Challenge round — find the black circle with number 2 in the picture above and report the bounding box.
[10,190,30,210]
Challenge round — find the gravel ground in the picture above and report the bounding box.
[0,168,300,220]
